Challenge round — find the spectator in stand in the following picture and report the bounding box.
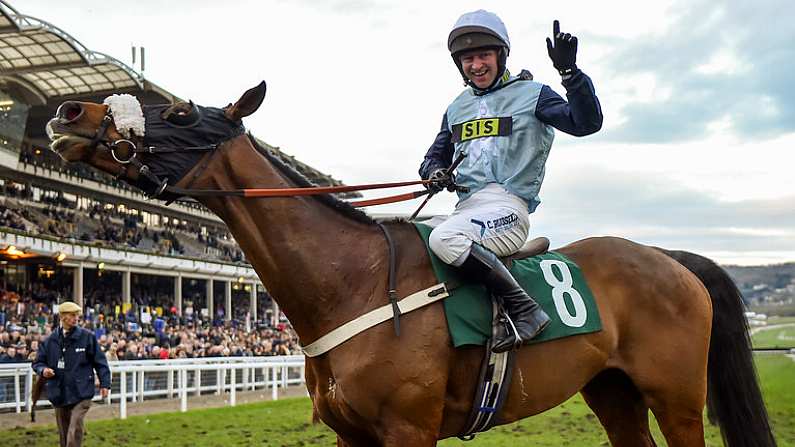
[154,314,166,336]
[105,343,119,362]
[123,342,142,360]
[0,345,22,362]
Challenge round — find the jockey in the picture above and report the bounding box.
[419,10,603,353]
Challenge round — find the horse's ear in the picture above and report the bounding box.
[225,81,266,121]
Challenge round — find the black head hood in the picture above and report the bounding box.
[127,104,245,199]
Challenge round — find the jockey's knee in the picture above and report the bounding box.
[429,227,472,266]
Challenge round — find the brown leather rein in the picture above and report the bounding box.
[164,179,434,208]
[86,108,437,208]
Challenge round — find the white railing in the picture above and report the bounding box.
[0,355,306,419]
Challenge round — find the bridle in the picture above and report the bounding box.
[88,108,235,199]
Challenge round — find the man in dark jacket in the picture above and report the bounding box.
[32,301,110,447]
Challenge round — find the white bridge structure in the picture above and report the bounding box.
[0,355,306,419]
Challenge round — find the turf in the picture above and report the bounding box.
[753,324,795,350]
[2,356,792,446]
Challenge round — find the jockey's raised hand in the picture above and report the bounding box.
[546,20,578,78]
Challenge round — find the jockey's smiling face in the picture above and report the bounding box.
[459,48,499,89]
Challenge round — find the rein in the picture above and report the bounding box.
[92,108,451,207]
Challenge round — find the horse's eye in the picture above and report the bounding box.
[162,101,199,126]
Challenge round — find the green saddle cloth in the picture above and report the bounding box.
[414,223,602,347]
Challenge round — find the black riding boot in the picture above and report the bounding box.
[459,243,551,353]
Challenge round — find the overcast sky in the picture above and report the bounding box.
[13,0,795,265]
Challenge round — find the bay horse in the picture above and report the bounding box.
[45,82,776,446]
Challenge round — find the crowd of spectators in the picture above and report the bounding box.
[0,286,301,366]
[0,202,33,231]
[0,182,245,263]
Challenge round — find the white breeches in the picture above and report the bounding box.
[428,183,530,266]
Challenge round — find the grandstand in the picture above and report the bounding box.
[0,0,355,361]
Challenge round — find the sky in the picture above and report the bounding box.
[12,0,795,265]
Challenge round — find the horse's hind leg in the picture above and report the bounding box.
[581,369,657,447]
[627,353,707,446]
[648,403,705,447]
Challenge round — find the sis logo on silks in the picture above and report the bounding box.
[452,116,513,143]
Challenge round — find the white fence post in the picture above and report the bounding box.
[230,367,236,407]
[137,370,145,402]
[13,370,21,413]
[180,369,187,413]
[167,369,174,398]
[120,371,127,419]
[282,365,288,389]
[271,366,278,401]
[195,369,202,396]
[25,369,33,413]
[130,371,136,403]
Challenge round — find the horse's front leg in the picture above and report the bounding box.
[337,434,371,447]
[376,397,446,447]
[382,424,440,447]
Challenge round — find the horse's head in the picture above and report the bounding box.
[46,81,267,198]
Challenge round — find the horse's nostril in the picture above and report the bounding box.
[57,102,83,124]
[65,106,80,121]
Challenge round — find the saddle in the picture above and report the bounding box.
[503,237,550,266]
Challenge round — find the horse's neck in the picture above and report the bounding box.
[196,142,387,342]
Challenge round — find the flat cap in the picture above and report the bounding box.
[58,301,82,314]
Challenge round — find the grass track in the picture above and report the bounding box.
[752,323,795,350]
[2,356,792,446]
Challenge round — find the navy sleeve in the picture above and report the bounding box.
[535,70,603,136]
[419,113,454,180]
[90,335,111,388]
[31,339,49,376]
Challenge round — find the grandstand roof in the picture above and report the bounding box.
[0,1,160,103]
[0,0,354,192]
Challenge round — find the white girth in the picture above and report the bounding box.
[301,283,450,357]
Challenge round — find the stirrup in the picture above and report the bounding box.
[491,311,521,353]
[503,314,524,349]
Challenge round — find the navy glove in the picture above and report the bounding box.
[546,20,578,77]
[426,168,455,194]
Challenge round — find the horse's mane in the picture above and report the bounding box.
[248,135,376,226]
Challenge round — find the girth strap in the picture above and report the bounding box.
[301,283,450,357]
[377,223,400,336]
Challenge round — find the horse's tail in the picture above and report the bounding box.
[660,249,776,447]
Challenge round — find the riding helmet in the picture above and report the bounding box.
[448,10,510,87]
